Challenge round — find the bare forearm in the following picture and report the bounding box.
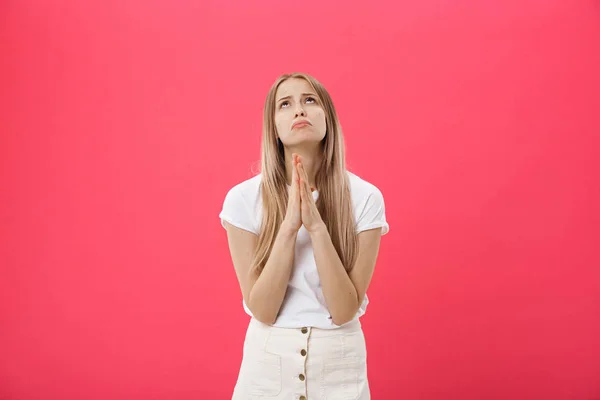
[247,222,297,324]
[309,224,359,325]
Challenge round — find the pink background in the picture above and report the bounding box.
[1,0,599,399]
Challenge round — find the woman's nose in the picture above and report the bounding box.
[295,107,305,117]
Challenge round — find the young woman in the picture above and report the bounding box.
[219,72,389,400]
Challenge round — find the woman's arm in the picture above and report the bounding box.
[225,155,304,325]
[309,225,382,326]
[294,159,384,326]
[225,221,298,325]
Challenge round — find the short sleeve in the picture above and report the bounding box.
[219,186,258,234]
[356,188,389,235]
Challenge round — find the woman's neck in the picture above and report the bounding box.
[284,148,321,189]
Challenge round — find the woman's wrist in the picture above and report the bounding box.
[279,220,300,236]
[307,221,328,237]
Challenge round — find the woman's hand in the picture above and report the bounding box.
[282,153,302,232]
[296,156,326,233]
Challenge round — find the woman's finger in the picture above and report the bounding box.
[297,169,308,202]
[297,161,304,182]
[299,179,304,200]
[292,155,298,180]
[299,163,311,195]
[294,156,302,195]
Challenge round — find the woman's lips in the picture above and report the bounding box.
[292,121,311,129]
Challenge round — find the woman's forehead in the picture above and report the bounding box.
[276,78,314,98]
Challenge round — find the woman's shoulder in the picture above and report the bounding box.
[226,173,262,195]
[219,174,263,233]
[346,171,385,199]
[347,171,390,235]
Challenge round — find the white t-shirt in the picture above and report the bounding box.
[219,171,389,329]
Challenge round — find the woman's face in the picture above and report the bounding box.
[274,78,327,148]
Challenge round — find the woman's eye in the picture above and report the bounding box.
[280,101,289,108]
[306,97,316,103]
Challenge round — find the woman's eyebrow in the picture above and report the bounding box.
[277,93,318,103]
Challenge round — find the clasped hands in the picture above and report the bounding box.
[284,153,326,233]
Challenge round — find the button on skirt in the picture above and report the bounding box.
[232,318,370,400]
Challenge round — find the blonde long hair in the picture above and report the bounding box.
[251,72,358,276]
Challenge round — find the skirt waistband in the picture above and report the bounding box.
[248,317,362,338]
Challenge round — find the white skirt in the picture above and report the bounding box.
[232,317,370,400]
